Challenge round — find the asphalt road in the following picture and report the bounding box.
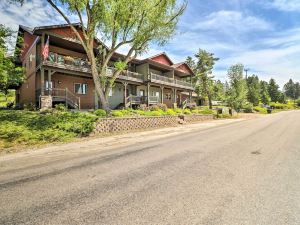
[1,111,300,225]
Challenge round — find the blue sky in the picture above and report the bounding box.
[1,0,300,86]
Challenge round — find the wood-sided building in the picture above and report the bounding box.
[16,23,195,110]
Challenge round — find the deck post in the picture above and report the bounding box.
[41,68,45,96]
[147,83,150,107]
[160,86,164,104]
[65,88,68,108]
[48,69,51,96]
[189,91,192,102]
[78,97,81,110]
[123,82,128,108]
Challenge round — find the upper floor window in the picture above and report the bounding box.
[74,83,87,95]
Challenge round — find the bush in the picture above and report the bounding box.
[112,110,124,117]
[6,102,14,108]
[253,106,267,114]
[243,103,253,113]
[174,108,183,114]
[297,98,300,107]
[269,102,293,110]
[183,109,192,115]
[144,110,163,116]
[55,103,67,112]
[198,108,214,115]
[164,109,176,116]
[94,109,107,117]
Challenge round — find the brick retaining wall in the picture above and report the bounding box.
[94,114,214,134]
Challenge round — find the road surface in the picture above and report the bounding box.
[0,111,300,225]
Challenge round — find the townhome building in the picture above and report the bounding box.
[16,23,195,110]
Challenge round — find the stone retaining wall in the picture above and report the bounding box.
[94,114,214,134]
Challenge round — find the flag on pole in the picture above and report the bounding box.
[42,36,49,60]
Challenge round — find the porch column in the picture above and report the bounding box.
[41,68,45,95]
[160,86,164,104]
[147,82,150,107]
[47,69,52,96]
[189,91,192,102]
[123,82,128,108]
[173,88,177,103]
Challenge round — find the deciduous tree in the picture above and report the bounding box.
[246,75,260,106]
[226,63,247,110]
[47,0,186,111]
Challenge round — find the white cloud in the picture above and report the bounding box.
[266,0,300,12]
[190,10,273,32]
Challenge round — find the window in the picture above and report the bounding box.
[74,83,88,94]
[140,90,145,97]
[45,80,53,90]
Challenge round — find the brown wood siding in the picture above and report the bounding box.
[51,73,95,109]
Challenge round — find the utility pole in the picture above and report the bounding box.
[244,68,250,79]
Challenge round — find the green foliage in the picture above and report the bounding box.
[55,103,67,111]
[112,110,124,117]
[269,102,293,110]
[253,106,268,114]
[226,64,248,110]
[94,109,107,117]
[246,75,260,106]
[164,109,176,116]
[183,109,192,114]
[187,49,219,108]
[283,79,300,100]
[0,110,97,149]
[243,102,253,113]
[296,98,300,107]
[268,78,281,103]
[260,80,270,105]
[0,25,24,94]
[198,108,214,114]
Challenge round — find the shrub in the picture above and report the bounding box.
[94,109,107,117]
[55,103,67,112]
[198,108,214,115]
[243,103,253,113]
[183,109,192,115]
[164,109,176,116]
[149,105,160,111]
[156,103,168,111]
[112,110,124,117]
[297,98,300,107]
[143,111,163,116]
[174,108,183,114]
[253,106,267,114]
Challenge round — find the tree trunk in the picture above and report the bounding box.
[90,60,110,111]
[208,94,213,109]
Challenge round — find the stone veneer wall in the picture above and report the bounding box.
[94,114,214,134]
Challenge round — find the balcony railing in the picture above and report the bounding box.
[43,52,91,73]
[106,67,144,82]
[150,72,194,90]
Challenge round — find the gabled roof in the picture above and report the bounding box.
[172,62,194,75]
[19,25,34,34]
[33,23,82,33]
[147,52,174,66]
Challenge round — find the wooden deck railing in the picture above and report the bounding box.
[150,72,193,89]
[36,88,80,109]
[106,67,144,82]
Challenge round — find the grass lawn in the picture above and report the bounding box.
[0,110,98,151]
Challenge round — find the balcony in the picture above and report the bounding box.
[43,52,91,74]
[106,67,144,83]
[150,73,194,90]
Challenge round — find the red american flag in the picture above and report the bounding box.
[42,36,49,60]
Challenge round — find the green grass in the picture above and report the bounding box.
[0,110,98,150]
